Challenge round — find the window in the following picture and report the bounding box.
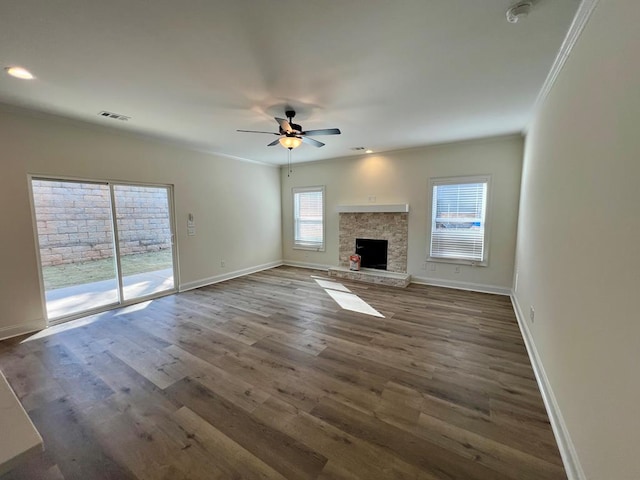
[428,175,490,265]
[293,186,325,250]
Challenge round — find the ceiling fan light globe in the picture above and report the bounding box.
[279,136,302,149]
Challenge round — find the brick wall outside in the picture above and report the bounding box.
[33,180,171,267]
[338,212,408,273]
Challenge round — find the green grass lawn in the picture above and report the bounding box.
[42,250,173,290]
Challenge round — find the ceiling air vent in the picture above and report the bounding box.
[351,147,366,151]
[98,111,130,121]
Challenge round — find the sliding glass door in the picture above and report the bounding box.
[113,184,175,301]
[31,178,176,322]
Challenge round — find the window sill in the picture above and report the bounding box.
[427,257,488,267]
[294,245,325,252]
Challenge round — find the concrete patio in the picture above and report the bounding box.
[45,268,175,320]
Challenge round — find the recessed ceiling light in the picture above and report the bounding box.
[5,66,34,80]
[365,149,373,154]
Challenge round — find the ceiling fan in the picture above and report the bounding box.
[237,109,341,149]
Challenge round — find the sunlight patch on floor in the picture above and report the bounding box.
[22,313,106,342]
[113,300,153,316]
[312,278,352,292]
[314,278,384,318]
[22,300,152,343]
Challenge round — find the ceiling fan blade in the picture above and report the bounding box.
[267,138,282,147]
[300,128,341,136]
[275,117,293,134]
[237,129,279,135]
[301,136,325,148]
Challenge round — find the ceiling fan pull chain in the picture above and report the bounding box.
[287,148,292,177]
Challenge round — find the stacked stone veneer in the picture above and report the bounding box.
[338,212,408,273]
[33,180,171,267]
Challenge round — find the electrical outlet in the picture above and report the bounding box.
[454,266,461,274]
[220,260,226,268]
[368,195,376,203]
[529,306,535,323]
[428,263,436,272]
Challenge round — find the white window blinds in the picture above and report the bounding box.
[293,186,325,250]
[429,177,489,263]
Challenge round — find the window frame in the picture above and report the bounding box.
[28,174,179,325]
[427,175,491,267]
[292,185,326,252]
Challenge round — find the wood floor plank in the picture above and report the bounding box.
[83,395,210,480]
[33,343,115,408]
[134,313,247,361]
[310,395,514,480]
[164,377,328,479]
[163,344,271,413]
[105,334,186,389]
[26,396,137,480]
[411,411,566,480]
[253,395,438,480]
[316,461,363,480]
[0,351,66,412]
[421,392,562,465]
[0,449,63,480]
[171,406,288,480]
[0,266,566,479]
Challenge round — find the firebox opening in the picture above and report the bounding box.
[355,238,388,270]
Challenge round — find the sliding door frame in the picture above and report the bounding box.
[28,174,180,326]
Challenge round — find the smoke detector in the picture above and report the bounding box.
[506,1,533,23]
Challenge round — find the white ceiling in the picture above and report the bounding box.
[0,0,580,165]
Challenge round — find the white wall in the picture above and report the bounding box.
[281,135,523,293]
[514,0,640,478]
[0,107,282,338]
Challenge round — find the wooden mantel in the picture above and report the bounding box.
[335,204,409,213]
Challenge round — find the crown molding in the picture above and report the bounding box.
[525,0,600,133]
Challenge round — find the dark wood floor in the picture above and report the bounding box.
[0,266,566,479]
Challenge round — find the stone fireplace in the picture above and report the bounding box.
[329,204,411,287]
[339,212,408,272]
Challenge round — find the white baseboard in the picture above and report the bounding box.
[281,267,510,295]
[411,275,510,295]
[510,294,585,480]
[282,260,332,271]
[179,260,283,292]
[0,319,46,341]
